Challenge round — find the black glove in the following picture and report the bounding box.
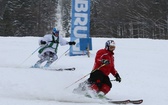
[40,40,46,45]
[101,59,110,65]
[68,41,76,45]
[115,73,121,82]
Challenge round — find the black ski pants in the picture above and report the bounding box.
[88,70,112,89]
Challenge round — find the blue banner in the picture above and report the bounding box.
[70,0,91,56]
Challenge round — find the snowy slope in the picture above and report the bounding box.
[0,37,168,105]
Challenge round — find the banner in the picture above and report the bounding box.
[70,0,91,56]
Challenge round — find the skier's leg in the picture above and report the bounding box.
[33,52,48,68]
[44,52,58,67]
[88,70,105,92]
[99,84,111,94]
[99,76,112,95]
[82,70,105,98]
[73,80,90,95]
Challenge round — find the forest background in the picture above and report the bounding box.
[0,0,168,39]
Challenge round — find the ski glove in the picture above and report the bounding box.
[68,41,76,45]
[39,40,47,46]
[115,73,121,82]
[101,59,110,65]
[40,40,46,45]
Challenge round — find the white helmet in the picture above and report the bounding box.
[105,40,115,50]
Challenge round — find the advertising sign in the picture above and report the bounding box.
[70,0,91,56]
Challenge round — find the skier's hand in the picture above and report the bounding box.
[39,40,47,46]
[68,41,76,45]
[115,73,121,82]
[101,59,110,65]
[40,40,46,44]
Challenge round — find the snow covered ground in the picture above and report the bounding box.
[0,37,167,105]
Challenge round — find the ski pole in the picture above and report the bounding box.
[65,64,106,89]
[59,47,70,59]
[111,79,116,81]
[54,47,70,64]
[19,46,41,66]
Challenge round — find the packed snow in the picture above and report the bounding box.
[0,37,168,105]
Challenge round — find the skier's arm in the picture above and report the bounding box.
[95,50,104,66]
[111,68,121,83]
[39,38,47,46]
[115,73,121,82]
[38,35,51,46]
[110,59,121,82]
[95,50,109,66]
[59,35,69,46]
[111,68,121,82]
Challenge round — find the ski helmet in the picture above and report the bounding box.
[52,28,59,35]
[105,40,115,50]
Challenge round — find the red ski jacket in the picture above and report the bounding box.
[92,48,118,76]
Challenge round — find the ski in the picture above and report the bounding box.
[108,100,130,104]
[31,66,75,71]
[129,99,143,104]
[45,67,75,71]
[83,94,143,104]
[108,99,143,104]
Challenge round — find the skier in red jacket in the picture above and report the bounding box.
[73,40,121,98]
[88,40,121,97]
